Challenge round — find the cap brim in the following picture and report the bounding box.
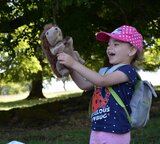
[96,31,127,43]
[96,32,111,42]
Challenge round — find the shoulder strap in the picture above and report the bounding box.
[106,64,127,74]
[108,87,131,124]
[104,64,131,123]
[90,64,131,119]
[143,81,157,98]
[99,64,127,75]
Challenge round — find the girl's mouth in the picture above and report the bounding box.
[108,52,116,57]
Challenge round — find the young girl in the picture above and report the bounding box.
[58,25,143,144]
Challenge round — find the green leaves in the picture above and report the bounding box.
[0,0,160,84]
[143,38,160,71]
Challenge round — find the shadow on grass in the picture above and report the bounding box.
[0,91,92,129]
[0,90,159,144]
[0,91,82,111]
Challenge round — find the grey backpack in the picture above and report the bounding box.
[99,64,157,128]
[129,80,157,127]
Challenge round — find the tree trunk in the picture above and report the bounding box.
[27,70,45,99]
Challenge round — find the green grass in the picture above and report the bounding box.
[0,91,160,144]
[1,116,160,144]
[131,116,160,144]
[0,127,90,144]
[0,91,82,110]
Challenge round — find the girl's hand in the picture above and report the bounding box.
[57,52,76,68]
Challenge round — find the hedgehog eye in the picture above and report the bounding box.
[46,32,48,35]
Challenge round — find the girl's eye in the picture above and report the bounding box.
[107,42,120,47]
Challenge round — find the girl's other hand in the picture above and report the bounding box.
[57,52,76,68]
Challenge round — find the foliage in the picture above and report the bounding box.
[0,82,29,95]
[143,38,160,71]
[0,24,42,82]
[0,0,160,98]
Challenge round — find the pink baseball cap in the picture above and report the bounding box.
[96,25,143,51]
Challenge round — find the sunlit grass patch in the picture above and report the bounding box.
[0,91,82,111]
[0,93,29,102]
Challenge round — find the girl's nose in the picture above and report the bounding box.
[107,45,112,50]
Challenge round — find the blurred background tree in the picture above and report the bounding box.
[0,0,160,99]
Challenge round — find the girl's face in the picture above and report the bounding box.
[106,38,134,65]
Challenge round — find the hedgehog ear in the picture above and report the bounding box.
[44,23,53,31]
[53,23,57,27]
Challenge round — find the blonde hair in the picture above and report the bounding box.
[131,48,144,69]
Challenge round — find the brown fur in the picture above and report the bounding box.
[40,24,85,78]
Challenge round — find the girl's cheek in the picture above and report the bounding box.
[106,49,107,54]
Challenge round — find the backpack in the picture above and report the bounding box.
[99,64,158,128]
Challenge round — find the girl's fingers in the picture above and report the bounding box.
[57,52,64,60]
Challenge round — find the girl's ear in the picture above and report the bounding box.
[128,47,137,57]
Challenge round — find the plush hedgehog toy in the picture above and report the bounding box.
[40,24,85,78]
